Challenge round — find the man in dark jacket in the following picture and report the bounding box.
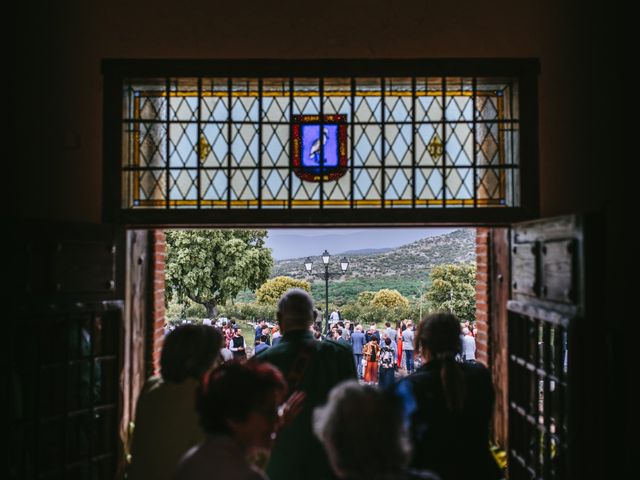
[256,289,357,480]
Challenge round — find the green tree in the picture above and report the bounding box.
[165,229,273,318]
[425,263,477,321]
[372,289,410,309]
[357,291,376,305]
[256,276,311,305]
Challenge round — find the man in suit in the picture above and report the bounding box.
[350,324,366,379]
[256,289,357,480]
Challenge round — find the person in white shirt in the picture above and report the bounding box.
[461,327,476,362]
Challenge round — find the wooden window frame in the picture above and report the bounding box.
[102,59,539,227]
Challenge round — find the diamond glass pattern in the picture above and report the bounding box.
[124,75,519,209]
[476,123,500,166]
[262,124,289,167]
[292,175,320,204]
[200,124,227,167]
[477,95,499,121]
[415,168,444,203]
[138,170,166,202]
[169,78,198,122]
[354,168,382,201]
[138,123,167,167]
[385,168,412,200]
[476,168,502,202]
[445,77,474,122]
[231,124,258,167]
[415,78,443,122]
[138,94,166,121]
[169,169,198,200]
[168,123,198,167]
[415,124,441,166]
[201,96,228,122]
[385,124,412,166]
[445,123,473,166]
[262,168,289,203]
[201,78,228,121]
[201,169,228,206]
[230,169,258,201]
[354,125,382,166]
[323,173,351,204]
[384,78,412,122]
[445,168,473,200]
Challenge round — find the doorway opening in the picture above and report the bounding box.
[122,225,511,473]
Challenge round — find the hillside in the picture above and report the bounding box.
[272,229,476,280]
[236,229,476,305]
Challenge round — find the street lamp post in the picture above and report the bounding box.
[304,250,349,334]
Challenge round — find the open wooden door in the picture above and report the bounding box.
[507,214,601,479]
[6,223,151,480]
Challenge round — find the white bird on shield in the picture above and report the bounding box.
[309,128,329,165]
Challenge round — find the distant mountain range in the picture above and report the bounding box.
[338,248,393,256]
[271,229,476,281]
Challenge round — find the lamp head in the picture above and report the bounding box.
[340,256,349,273]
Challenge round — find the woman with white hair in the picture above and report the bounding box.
[313,380,439,480]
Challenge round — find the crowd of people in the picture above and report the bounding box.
[132,289,496,480]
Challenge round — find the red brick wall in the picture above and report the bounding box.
[151,230,166,376]
[475,228,490,365]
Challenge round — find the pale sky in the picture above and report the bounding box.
[265,228,456,260]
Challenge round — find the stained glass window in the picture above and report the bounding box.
[118,69,524,214]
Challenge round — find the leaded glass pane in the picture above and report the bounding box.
[415,78,443,122]
[201,123,228,167]
[262,168,289,205]
[445,77,474,122]
[323,173,352,207]
[231,124,259,167]
[415,168,444,206]
[121,74,521,211]
[445,168,474,202]
[201,169,228,207]
[293,78,320,115]
[138,94,166,121]
[324,80,351,116]
[354,125,382,166]
[445,123,473,166]
[415,123,442,166]
[138,123,167,167]
[231,78,259,120]
[354,78,381,122]
[476,122,501,166]
[292,174,320,205]
[137,170,166,204]
[385,124,412,166]
[385,77,412,122]
[385,168,412,201]
[230,169,259,202]
[262,124,289,167]
[476,168,503,204]
[201,78,229,121]
[263,78,290,122]
[169,123,198,167]
[169,78,198,122]
[354,168,382,204]
[169,169,198,201]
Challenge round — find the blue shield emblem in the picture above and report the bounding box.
[292,115,348,181]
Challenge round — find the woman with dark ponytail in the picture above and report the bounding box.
[393,313,500,480]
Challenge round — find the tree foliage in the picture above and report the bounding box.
[372,289,410,309]
[165,229,273,318]
[256,276,311,305]
[425,263,476,321]
[357,291,376,305]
